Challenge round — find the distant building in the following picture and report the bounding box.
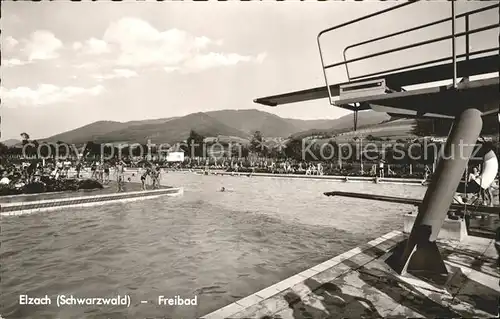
[203,137,218,143]
[430,137,447,143]
[428,136,492,143]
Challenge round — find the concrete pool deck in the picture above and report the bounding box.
[0,186,183,216]
[197,171,427,185]
[202,231,499,319]
[0,181,140,203]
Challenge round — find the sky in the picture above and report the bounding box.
[1,1,497,140]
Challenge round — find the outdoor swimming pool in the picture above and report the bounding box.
[0,172,426,319]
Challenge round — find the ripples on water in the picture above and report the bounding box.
[0,172,426,319]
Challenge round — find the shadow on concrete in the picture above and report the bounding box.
[440,246,497,277]
[343,256,498,318]
[259,278,383,319]
[259,241,498,318]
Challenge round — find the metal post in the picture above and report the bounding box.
[497,3,500,213]
[465,15,470,61]
[342,51,351,81]
[360,137,364,174]
[317,38,334,105]
[387,108,483,277]
[452,0,457,88]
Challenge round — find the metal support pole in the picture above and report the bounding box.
[360,137,364,174]
[452,0,457,88]
[387,108,483,277]
[317,38,333,105]
[496,3,500,214]
[465,15,470,61]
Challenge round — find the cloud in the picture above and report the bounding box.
[74,37,110,55]
[24,30,63,61]
[2,31,63,67]
[92,68,138,81]
[73,62,99,69]
[72,42,83,50]
[3,18,267,75]
[1,84,105,107]
[4,36,19,50]
[183,52,267,72]
[163,66,179,73]
[2,58,31,68]
[255,52,267,64]
[99,17,265,72]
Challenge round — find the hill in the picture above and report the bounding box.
[285,118,347,131]
[206,109,393,138]
[43,121,129,145]
[206,109,360,137]
[290,111,392,139]
[205,109,302,137]
[42,109,396,145]
[124,117,178,126]
[1,139,21,147]
[41,117,183,145]
[334,118,417,142]
[92,112,249,145]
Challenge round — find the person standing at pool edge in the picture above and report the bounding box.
[378,159,385,178]
[155,165,161,188]
[103,161,110,184]
[116,161,125,192]
[140,165,149,191]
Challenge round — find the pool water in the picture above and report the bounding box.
[0,172,426,319]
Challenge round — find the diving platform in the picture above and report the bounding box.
[254,2,499,119]
[254,54,498,115]
[202,231,499,319]
[250,0,499,310]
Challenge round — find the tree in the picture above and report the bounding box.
[285,138,303,160]
[20,132,30,144]
[38,143,54,158]
[179,143,189,154]
[241,145,249,158]
[327,140,339,162]
[249,131,265,155]
[0,142,8,157]
[20,132,39,158]
[186,130,205,157]
[366,135,376,141]
[482,115,498,135]
[56,141,68,158]
[412,118,453,137]
[83,141,104,159]
[82,141,95,158]
[131,144,148,157]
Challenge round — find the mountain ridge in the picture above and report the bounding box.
[33,109,397,145]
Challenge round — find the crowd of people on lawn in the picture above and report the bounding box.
[0,158,164,193]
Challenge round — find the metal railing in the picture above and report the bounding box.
[317,1,500,106]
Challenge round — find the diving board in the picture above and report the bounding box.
[338,77,499,117]
[254,55,499,116]
[254,2,499,119]
[252,0,500,280]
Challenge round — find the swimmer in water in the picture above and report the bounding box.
[220,187,225,192]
